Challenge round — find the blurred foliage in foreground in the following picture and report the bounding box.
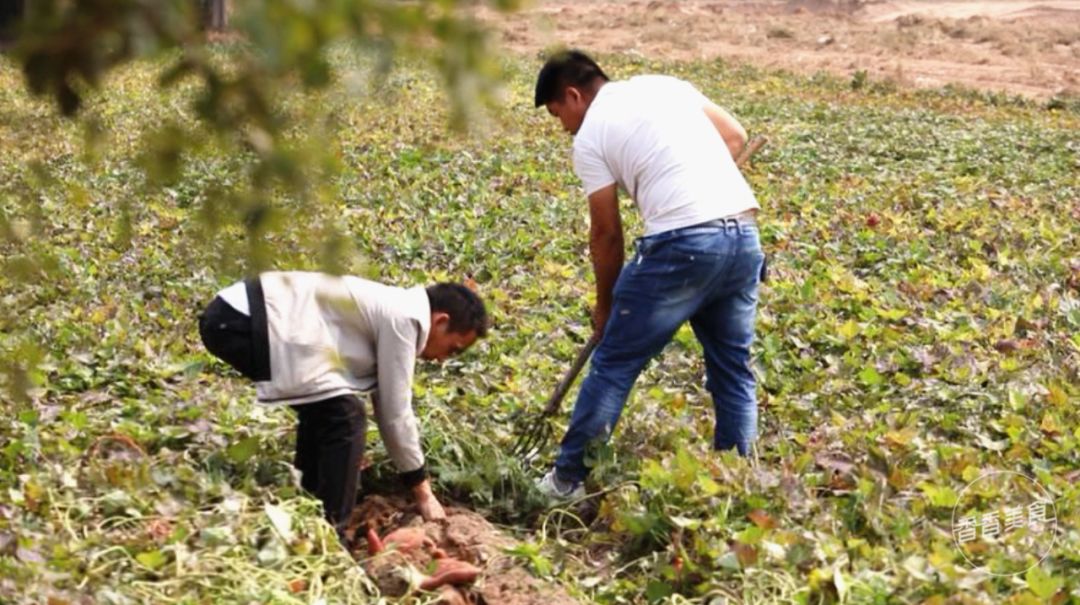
[2,0,516,403]
[2,40,1079,605]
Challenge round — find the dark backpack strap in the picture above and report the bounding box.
[245,277,272,381]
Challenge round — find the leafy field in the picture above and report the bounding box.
[1,47,1078,604]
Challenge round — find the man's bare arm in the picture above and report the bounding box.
[587,184,623,334]
[703,102,748,160]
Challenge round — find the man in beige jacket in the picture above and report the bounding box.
[198,272,487,537]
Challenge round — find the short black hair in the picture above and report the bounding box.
[427,283,489,337]
[534,49,610,107]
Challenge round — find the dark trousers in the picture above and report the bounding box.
[198,291,365,535]
[292,395,365,533]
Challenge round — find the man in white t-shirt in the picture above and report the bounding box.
[533,50,765,499]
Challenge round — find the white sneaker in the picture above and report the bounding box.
[536,469,585,501]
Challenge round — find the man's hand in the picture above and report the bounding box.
[412,479,446,521]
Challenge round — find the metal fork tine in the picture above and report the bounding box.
[512,424,543,458]
[511,419,554,461]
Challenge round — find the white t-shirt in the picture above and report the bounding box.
[572,75,759,236]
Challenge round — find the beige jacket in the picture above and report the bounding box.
[255,271,431,474]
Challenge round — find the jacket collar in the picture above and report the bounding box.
[405,286,432,355]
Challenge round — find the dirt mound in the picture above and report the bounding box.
[862,0,1080,22]
[787,0,873,15]
[1006,5,1080,21]
[348,496,580,605]
[475,0,1080,99]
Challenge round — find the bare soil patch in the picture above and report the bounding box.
[347,495,580,604]
[479,0,1080,98]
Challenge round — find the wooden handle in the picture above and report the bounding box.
[735,135,768,168]
[542,337,599,416]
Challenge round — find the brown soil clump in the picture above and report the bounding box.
[349,495,580,605]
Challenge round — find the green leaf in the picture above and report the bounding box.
[645,580,673,602]
[918,483,959,507]
[226,437,260,464]
[735,525,765,545]
[136,549,167,570]
[505,542,552,576]
[1025,567,1062,599]
[858,366,883,386]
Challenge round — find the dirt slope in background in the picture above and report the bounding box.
[479,0,1080,98]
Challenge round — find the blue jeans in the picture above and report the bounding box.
[554,219,765,483]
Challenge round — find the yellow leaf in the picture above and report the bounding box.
[1045,384,1068,407]
[877,308,907,321]
[696,476,721,497]
[1039,413,1061,435]
[885,428,916,447]
[838,319,859,340]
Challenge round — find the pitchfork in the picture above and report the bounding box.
[508,135,769,463]
[509,335,599,463]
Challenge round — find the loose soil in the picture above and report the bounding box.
[347,495,581,604]
[478,0,1080,99]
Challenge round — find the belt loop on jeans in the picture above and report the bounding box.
[694,210,756,233]
[722,210,757,227]
[730,209,757,222]
[635,210,756,254]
